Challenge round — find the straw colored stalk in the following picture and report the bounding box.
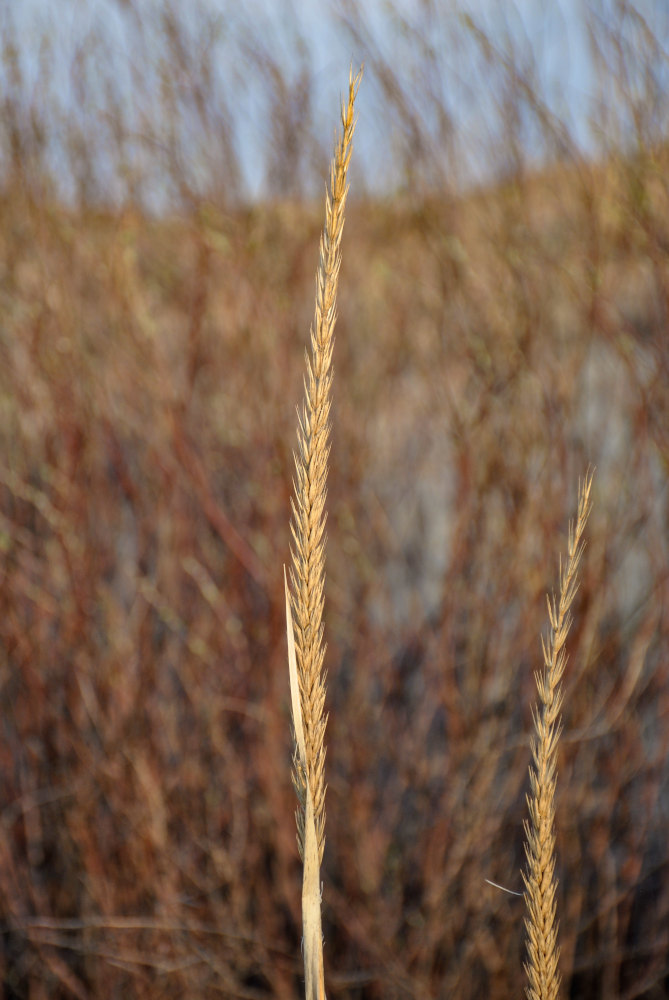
[286,67,361,1000]
[523,470,594,1000]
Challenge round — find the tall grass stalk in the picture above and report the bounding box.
[523,470,594,1000]
[286,67,362,1000]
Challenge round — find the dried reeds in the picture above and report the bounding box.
[522,470,594,1000]
[286,67,362,1000]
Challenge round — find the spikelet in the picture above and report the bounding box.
[523,470,594,1000]
[286,67,362,1000]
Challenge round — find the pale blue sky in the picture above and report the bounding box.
[3,0,668,204]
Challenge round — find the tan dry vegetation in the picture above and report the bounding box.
[287,68,361,1000]
[0,83,669,1000]
[523,472,594,1000]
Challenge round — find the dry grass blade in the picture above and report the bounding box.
[287,67,362,1000]
[522,469,594,1000]
[285,568,324,1000]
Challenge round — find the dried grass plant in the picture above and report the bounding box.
[523,471,594,1000]
[286,67,362,1000]
[3,5,669,996]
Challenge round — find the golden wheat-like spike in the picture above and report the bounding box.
[522,469,593,1000]
[286,67,361,1000]
[289,67,361,867]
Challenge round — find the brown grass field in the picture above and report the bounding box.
[1,4,669,998]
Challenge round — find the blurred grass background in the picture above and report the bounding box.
[0,2,668,997]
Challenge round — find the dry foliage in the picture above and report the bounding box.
[289,69,361,866]
[0,4,668,1000]
[287,67,362,1000]
[523,472,594,1000]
